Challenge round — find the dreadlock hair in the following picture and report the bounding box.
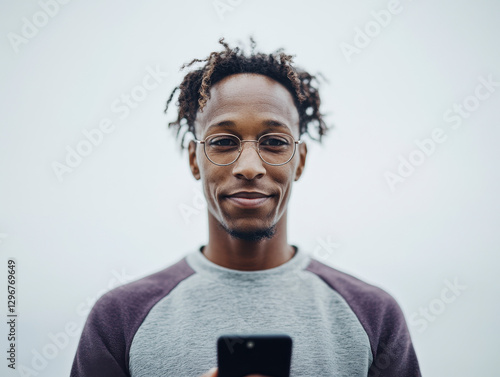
[164,36,331,151]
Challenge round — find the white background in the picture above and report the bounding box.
[1,0,499,376]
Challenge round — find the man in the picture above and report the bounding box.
[70,37,421,377]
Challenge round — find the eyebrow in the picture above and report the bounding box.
[206,119,291,134]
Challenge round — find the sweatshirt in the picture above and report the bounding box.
[70,244,421,377]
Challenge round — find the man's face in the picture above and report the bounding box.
[188,73,307,240]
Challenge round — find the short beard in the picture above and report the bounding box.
[218,221,277,242]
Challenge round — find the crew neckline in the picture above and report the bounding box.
[185,244,310,285]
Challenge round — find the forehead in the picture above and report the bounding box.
[195,73,300,136]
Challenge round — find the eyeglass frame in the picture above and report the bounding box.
[193,132,304,166]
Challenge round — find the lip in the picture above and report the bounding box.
[225,196,271,208]
[226,191,271,198]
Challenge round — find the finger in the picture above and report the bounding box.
[200,367,218,377]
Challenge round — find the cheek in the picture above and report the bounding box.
[200,165,224,204]
[270,167,295,193]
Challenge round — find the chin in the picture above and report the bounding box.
[220,221,277,242]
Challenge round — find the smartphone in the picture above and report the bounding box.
[217,334,293,377]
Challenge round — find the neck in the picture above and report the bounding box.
[202,210,295,271]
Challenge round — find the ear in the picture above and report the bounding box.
[188,140,201,180]
[294,142,307,181]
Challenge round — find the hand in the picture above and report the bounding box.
[200,367,272,377]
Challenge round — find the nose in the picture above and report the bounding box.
[231,141,266,180]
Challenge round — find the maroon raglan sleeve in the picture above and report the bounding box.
[362,288,421,377]
[70,258,195,377]
[306,259,421,377]
[70,289,130,377]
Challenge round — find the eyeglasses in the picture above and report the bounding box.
[194,132,303,166]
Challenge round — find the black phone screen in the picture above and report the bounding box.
[217,334,293,377]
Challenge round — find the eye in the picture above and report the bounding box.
[260,136,290,147]
[208,136,238,147]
